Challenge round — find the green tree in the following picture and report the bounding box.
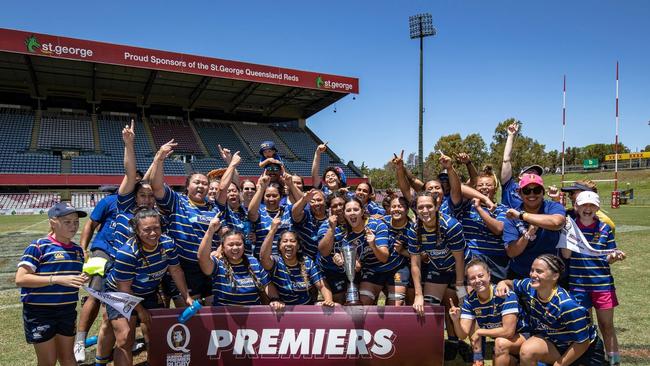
[488,118,549,176]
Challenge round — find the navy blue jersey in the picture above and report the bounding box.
[270,255,322,305]
[18,236,84,305]
[251,204,293,258]
[454,201,508,258]
[408,213,465,272]
[89,193,119,256]
[568,220,616,291]
[217,202,255,256]
[366,201,386,216]
[316,220,346,274]
[211,256,270,305]
[106,235,179,297]
[157,185,222,262]
[460,285,527,334]
[376,215,413,272]
[502,200,565,277]
[512,279,598,349]
[337,218,390,273]
[292,207,326,260]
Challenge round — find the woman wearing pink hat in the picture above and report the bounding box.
[561,191,625,366]
[502,174,566,279]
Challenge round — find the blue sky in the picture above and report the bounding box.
[2,1,649,168]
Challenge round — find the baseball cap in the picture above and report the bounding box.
[575,191,600,208]
[519,164,544,176]
[518,174,544,189]
[561,182,593,193]
[438,170,449,182]
[259,141,277,155]
[48,202,87,219]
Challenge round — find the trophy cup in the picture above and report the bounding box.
[341,244,361,305]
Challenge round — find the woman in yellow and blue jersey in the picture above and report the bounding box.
[248,174,293,259]
[380,196,415,306]
[16,202,88,366]
[317,192,350,304]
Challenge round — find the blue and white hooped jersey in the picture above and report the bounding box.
[292,207,326,260]
[408,212,465,273]
[270,255,323,305]
[251,204,293,258]
[460,285,528,334]
[211,255,270,306]
[568,219,616,292]
[454,200,508,258]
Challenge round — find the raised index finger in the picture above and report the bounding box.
[130,118,135,130]
[400,149,404,159]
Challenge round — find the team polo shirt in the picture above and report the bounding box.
[408,212,465,273]
[460,285,527,334]
[211,255,270,305]
[336,218,390,273]
[568,220,616,292]
[502,200,565,277]
[106,235,179,297]
[316,220,346,274]
[251,204,293,258]
[377,215,413,272]
[89,194,119,256]
[454,201,508,258]
[157,185,222,262]
[501,178,522,209]
[292,207,327,260]
[512,279,597,349]
[270,255,322,305]
[18,236,84,305]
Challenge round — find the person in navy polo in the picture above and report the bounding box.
[15,202,89,366]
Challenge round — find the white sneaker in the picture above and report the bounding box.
[132,341,145,352]
[73,340,86,363]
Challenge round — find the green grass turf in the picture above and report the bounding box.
[0,170,648,364]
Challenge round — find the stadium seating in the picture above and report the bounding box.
[38,114,94,150]
[235,123,296,160]
[97,115,152,157]
[149,117,203,155]
[0,193,60,210]
[194,121,252,158]
[71,192,109,208]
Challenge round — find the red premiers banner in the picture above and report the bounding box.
[148,305,444,366]
[0,28,359,94]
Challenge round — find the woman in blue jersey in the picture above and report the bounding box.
[561,191,625,366]
[410,191,466,315]
[248,173,293,258]
[354,181,386,216]
[291,188,328,259]
[317,191,350,304]
[496,254,605,365]
[448,259,527,366]
[149,139,226,300]
[454,166,510,283]
[197,216,284,309]
[382,196,415,306]
[260,213,335,306]
[95,208,193,366]
[16,202,88,366]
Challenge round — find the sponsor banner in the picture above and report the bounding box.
[149,305,444,366]
[557,216,616,256]
[0,28,359,94]
[604,152,650,161]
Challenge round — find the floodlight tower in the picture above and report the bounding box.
[409,13,436,180]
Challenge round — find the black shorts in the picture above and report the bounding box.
[423,266,455,285]
[23,304,77,344]
[556,337,605,366]
[179,259,212,298]
[361,264,411,287]
[323,269,359,295]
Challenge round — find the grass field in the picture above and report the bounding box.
[0,170,648,365]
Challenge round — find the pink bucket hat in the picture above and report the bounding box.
[519,173,544,189]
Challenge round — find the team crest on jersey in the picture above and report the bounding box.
[54,252,65,260]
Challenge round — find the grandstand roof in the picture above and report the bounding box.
[0,28,359,119]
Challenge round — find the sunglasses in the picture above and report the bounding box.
[243,187,256,191]
[521,186,544,195]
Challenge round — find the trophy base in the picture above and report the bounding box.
[344,300,362,306]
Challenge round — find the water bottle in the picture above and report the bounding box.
[178,299,202,324]
[84,335,98,347]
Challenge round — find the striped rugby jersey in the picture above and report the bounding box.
[18,236,84,305]
[568,219,616,291]
[454,201,508,258]
[251,204,293,259]
[513,279,597,349]
[460,285,527,333]
[408,212,465,272]
[157,185,222,263]
[291,207,326,260]
[269,254,322,305]
[375,215,413,273]
[106,235,179,297]
[211,255,270,305]
[316,220,346,274]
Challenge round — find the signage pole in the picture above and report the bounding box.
[562,75,566,186]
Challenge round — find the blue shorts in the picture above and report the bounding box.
[361,264,411,287]
[179,258,212,298]
[105,291,162,321]
[23,303,77,343]
[423,266,455,285]
[323,269,358,295]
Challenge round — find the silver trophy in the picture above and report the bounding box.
[341,244,361,305]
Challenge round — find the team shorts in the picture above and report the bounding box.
[23,303,77,343]
[423,266,455,285]
[323,269,358,295]
[361,264,411,287]
[572,290,619,310]
[179,259,212,299]
[556,337,605,365]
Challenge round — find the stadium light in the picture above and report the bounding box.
[409,13,436,180]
